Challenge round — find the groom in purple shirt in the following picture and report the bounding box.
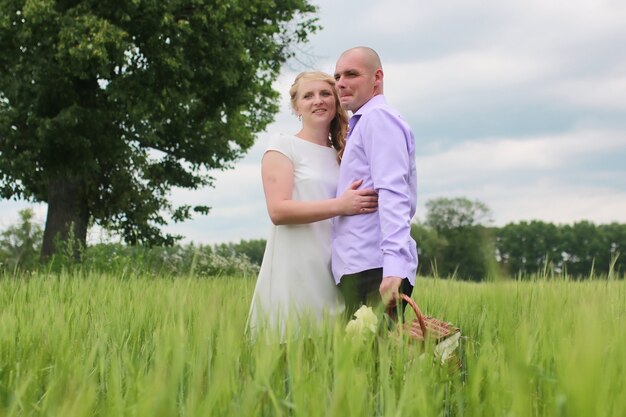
[332,47,418,318]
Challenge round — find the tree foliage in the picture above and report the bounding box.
[419,197,495,280]
[425,197,492,231]
[496,221,561,275]
[214,238,266,266]
[410,222,447,277]
[0,0,319,257]
[496,221,626,278]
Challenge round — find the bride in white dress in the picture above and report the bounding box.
[247,71,378,338]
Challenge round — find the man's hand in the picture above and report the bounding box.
[379,276,403,306]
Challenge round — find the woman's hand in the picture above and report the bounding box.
[337,179,378,216]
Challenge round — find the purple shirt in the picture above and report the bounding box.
[332,95,418,285]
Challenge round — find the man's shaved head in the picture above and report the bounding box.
[339,47,382,72]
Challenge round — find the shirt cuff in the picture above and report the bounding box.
[382,256,410,280]
[382,255,417,285]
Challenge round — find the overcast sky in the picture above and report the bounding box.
[2,0,626,244]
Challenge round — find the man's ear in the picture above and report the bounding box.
[374,68,384,86]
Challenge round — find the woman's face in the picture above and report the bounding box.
[294,79,337,127]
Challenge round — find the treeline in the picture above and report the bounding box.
[2,199,624,280]
[411,197,624,280]
[412,221,625,280]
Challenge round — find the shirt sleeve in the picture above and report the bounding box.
[361,109,415,279]
[265,134,294,162]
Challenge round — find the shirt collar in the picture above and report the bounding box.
[352,94,387,117]
[348,95,386,137]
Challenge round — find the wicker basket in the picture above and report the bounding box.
[395,294,460,343]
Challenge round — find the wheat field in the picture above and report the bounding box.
[1,271,624,416]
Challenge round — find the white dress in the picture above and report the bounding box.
[247,134,345,338]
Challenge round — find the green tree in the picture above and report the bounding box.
[424,197,494,281]
[0,0,319,258]
[425,197,492,231]
[496,220,561,276]
[410,222,447,276]
[561,221,613,277]
[231,238,266,266]
[600,222,626,276]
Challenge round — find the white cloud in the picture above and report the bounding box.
[416,127,626,225]
[421,178,626,226]
[309,0,626,127]
[384,49,556,112]
[418,128,626,181]
[548,73,626,112]
[484,181,626,226]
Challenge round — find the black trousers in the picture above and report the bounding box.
[338,268,413,321]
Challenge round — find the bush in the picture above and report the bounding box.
[81,243,260,278]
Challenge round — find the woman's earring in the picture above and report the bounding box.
[298,114,302,121]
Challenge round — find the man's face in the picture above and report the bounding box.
[334,51,378,112]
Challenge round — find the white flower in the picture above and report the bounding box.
[345,305,378,338]
[433,332,461,364]
[345,319,365,337]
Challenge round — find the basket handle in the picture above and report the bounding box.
[388,294,427,337]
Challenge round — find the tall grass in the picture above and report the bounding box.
[1,272,624,416]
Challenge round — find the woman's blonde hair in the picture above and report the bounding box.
[289,71,348,161]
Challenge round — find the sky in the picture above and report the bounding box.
[2,0,626,244]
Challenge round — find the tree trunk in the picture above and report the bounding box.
[41,177,89,260]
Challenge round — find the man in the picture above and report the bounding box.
[332,46,418,318]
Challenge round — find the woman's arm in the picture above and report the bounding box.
[262,151,377,225]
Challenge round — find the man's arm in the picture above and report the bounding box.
[362,109,415,304]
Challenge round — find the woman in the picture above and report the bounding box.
[247,71,377,338]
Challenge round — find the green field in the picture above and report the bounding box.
[1,272,624,416]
